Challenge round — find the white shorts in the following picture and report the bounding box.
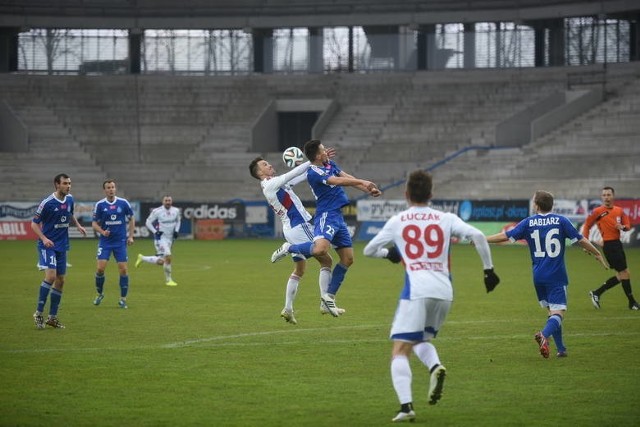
[154,236,174,257]
[284,222,314,261]
[390,298,452,342]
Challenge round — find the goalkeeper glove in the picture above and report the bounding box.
[384,246,402,264]
[483,268,500,293]
[173,231,179,239]
[155,231,163,239]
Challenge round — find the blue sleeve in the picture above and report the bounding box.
[307,168,323,187]
[330,160,342,175]
[505,218,528,241]
[92,202,100,222]
[561,216,582,241]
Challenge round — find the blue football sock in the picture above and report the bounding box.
[327,263,348,295]
[542,314,563,347]
[37,281,52,312]
[95,273,105,295]
[288,241,314,257]
[49,288,62,316]
[120,275,129,298]
[546,314,565,352]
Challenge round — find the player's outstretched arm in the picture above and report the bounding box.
[485,231,508,244]
[328,174,381,196]
[468,228,500,293]
[268,161,311,189]
[578,237,609,269]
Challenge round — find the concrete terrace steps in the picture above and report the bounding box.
[3,63,639,202]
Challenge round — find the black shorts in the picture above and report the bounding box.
[603,240,627,272]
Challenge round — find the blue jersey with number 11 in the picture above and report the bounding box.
[506,213,582,286]
[32,193,75,252]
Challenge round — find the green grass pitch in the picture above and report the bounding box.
[1,239,639,426]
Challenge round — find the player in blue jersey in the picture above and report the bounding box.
[31,173,87,329]
[91,179,135,309]
[487,190,608,358]
[250,154,335,324]
[271,139,382,317]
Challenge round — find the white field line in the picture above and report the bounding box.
[3,316,638,354]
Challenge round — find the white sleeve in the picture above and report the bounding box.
[450,215,494,269]
[263,161,310,191]
[145,209,157,233]
[288,173,308,187]
[174,209,181,233]
[363,217,396,258]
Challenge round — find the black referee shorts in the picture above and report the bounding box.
[603,240,627,272]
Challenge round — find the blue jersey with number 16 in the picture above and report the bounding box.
[506,213,582,286]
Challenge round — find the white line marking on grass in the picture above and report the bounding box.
[161,324,380,348]
[176,264,212,272]
[3,316,638,354]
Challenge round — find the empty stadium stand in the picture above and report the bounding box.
[1,62,639,203]
[431,63,640,200]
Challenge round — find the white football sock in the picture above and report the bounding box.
[163,263,172,282]
[142,255,160,264]
[391,355,413,404]
[413,341,440,370]
[285,274,300,311]
[319,267,331,296]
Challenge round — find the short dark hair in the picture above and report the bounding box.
[602,186,615,194]
[249,157,264,180]
[54,173,70,185]
[534,190,554,213]
[103,179,116,189]
[406,170,433,204]
[303,139,322,162]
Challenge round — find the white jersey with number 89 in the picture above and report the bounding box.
[364,205,492,301]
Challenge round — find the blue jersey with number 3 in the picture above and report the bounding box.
[93,197,134,248]
[506,213,582,286]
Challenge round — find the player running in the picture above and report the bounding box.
[364,170,499,422]
[136,195,181,287]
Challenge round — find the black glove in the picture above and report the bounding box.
[173,231,179,239]
[155,231,163,239]
[484,268,500,293]
[385,246,402,264]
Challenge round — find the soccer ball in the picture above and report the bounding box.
[282,146,305,168]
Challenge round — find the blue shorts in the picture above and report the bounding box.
[37,247,67,275]
[97,244,128,263]
[535,284,567,310]
[314,210,352,249]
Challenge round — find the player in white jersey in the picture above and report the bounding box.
[364,170,500,423]
[270,139,382,318]
[249,153,335,325]
[135,195,181,287]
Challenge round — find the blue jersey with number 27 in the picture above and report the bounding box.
[506,213,582,286]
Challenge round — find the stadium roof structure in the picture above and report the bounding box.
[1,0,638,29]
